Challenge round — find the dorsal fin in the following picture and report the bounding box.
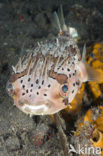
[58,5,67,32]
[53,5,68,33]
[53,11,62,32]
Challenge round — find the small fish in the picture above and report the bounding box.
[6,6,103,115]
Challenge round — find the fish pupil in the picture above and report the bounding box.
[62,85,68,93]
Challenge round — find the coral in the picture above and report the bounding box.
[73,106,103,155]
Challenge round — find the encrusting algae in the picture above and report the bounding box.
[73,106,103,155]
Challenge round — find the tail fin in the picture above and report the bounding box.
[58,5,67,31]
[53,5,68,33]
[85,61,103,83]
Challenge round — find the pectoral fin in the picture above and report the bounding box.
[85,61,103,83]
[82,45,103,83]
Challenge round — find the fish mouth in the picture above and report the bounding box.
[6,81,14,97]
[16,98,66,115]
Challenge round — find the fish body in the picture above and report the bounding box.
[6,8,102,115]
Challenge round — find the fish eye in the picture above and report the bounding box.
[62,85,68,93]
[6,81,14,96]
[59,83,69,98]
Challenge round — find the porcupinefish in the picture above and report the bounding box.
[6,7,103,115]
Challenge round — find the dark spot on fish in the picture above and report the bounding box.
[76,81,80,85]
[28,78,31,82]
[30,89,32,92]
[31,84,33,87]
[21,80,23,83]
[22,85,25,88]
[29,95,31,97]
[73,83,75,86]
[22,93,25,96]
[26,89,28,93]
[69,74,71,78]
[38,86,41,89]
[36,79,39,84]
[63,98,68,105]
[75,70,76,73]
[62,68,64,70]
[72,90,74,93]
[68,61,70,64]
[73,73,75,76]
[67,68,70,72]
[69,46,76,55]
[42,80,44,85]
[72,62,74,64]
[48,84,51,88]
[44,94,47,96]
[37,92,39,95]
